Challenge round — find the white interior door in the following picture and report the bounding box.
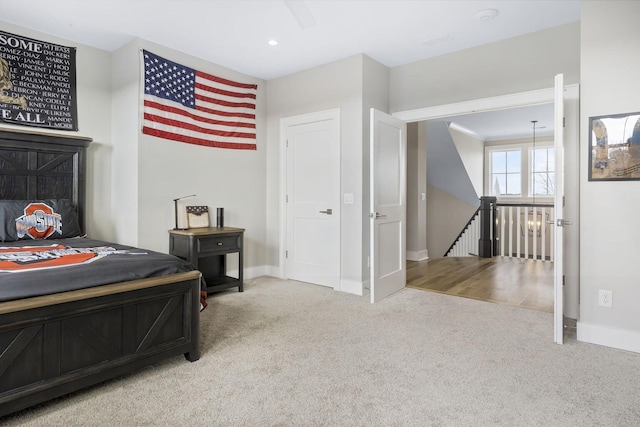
[285,109,341,288]
[553,74,565,344]
[370,108,407,303]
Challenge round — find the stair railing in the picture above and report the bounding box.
[445,197,553,261]
[495,203,554,261]
[444,205,481,257]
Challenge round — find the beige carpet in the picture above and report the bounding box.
[3,276,640,426]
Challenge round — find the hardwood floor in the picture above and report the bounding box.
[406,256,554,312]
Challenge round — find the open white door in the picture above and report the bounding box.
[370,108,407,303]
[553,74,565,344]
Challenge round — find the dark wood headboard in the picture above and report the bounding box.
[0,129,92,232]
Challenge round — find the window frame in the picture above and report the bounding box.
[489,147,523,197]
[530,145,555,197]
[485,140,554,202]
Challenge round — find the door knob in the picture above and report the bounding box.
[370,212,387,219]
[319,209,333,215]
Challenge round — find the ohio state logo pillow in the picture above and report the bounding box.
[16,202,63,239]
[0,199,82,242]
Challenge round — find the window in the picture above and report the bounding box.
[490,150,521,196]
[486,143,555,199]
[531,147,554,196]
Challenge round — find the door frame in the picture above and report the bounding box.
[393,84,580,340]
[393,87,566,123]
[279,108,341,283]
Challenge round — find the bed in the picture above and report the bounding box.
[0,129,201,418]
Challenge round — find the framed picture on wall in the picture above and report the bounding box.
[0,30,78,131]
[589,111,640,181]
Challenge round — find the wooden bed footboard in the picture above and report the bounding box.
[0,270,201,418]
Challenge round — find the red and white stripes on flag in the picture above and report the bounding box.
[142,50,257,150]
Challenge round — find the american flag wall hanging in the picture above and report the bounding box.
[141,50,257,150]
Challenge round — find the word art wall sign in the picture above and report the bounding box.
[0,30,78,131]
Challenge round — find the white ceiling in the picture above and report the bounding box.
[0,0,579,140]
[443,103,555,142]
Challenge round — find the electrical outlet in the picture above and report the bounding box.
[598,290,612,308]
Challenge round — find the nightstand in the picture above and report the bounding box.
[169,227,244,293]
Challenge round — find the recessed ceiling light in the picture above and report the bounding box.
[474,8,499,21]
[268,40,278,46]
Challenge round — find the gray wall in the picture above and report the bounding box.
[426,183,478,258]
[109,39,267,277]
[426,121,479,207]
[449,126,484,197]
[390,22,580,113]
[406,122,427,260]
[110,40,140,245]
[423,121,481,258]
[577,1,640,351]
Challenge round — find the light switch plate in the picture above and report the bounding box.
[343,193,354,204]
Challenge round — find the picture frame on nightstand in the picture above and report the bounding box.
[186,205,210,228]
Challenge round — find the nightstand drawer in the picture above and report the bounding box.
[197,234,240,254]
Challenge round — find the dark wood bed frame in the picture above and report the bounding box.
[0,129,200,418]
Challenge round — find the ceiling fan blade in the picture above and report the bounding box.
[284,0,317,29]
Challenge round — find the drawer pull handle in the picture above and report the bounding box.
[217,242,223,246]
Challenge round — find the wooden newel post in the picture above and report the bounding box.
[478,196,497,258]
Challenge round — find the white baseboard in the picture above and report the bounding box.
[245,265,270,279]
[407,250,429,261]
[264,265,283,279]
[577,321,640,354]
[227,265,271,280]
[249,268,365,296]
[339,279,364,296]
